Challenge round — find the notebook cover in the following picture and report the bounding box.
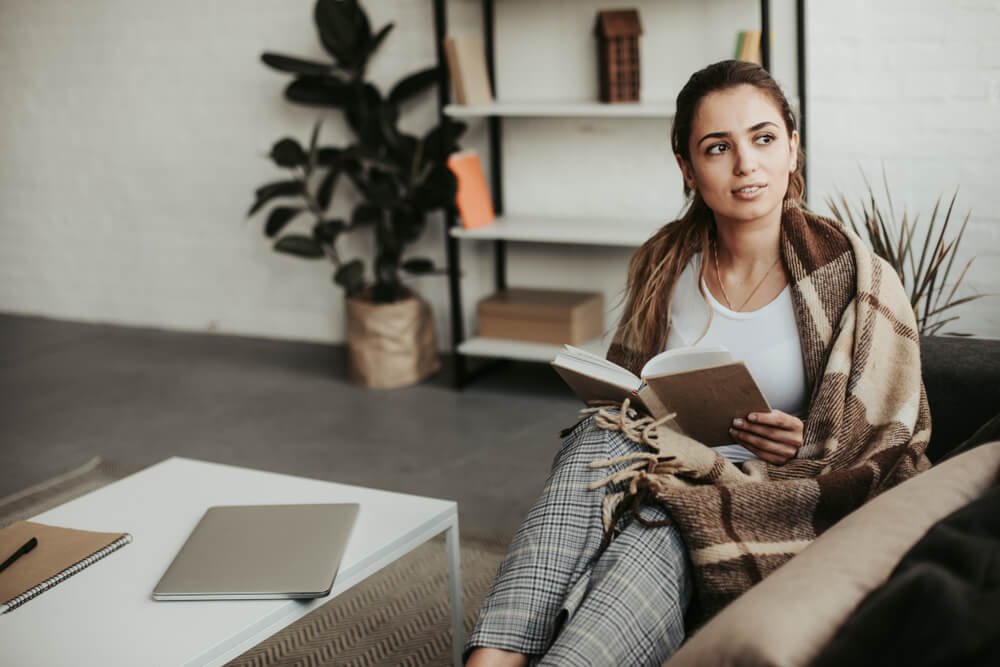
[0,521,127,605]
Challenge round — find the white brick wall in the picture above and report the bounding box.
[807,0,1000,337]
[0,0,997,344]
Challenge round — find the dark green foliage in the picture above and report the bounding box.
[827,169,986,336]
[248,0,466,302]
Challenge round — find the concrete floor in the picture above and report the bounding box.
[0,314,583,539]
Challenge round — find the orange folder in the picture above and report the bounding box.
[447,151,495,229]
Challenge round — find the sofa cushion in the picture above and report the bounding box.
[809,480,1000,667]
[663,441,1000,667]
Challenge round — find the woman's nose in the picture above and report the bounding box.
[734,143,758,174]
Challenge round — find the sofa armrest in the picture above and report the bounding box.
[663,441,1000,667]
[921,335,1000,462]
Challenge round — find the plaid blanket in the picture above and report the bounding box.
[599,204,932,622]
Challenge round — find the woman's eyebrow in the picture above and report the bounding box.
[697,121,780,146]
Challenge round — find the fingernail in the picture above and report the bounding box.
[729,427,737,435]
[732,418,744,427]
[748,414,757,422]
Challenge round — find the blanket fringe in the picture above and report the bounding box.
[586,398,692,532]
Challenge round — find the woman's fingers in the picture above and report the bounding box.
[730,427,798,459]
[731,419,800,445]
[730,410,804,464]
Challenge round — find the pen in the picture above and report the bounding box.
[0,537,38,574]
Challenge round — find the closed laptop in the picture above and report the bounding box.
[153,503,359,601]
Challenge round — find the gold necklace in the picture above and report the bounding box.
[712,242,781,312]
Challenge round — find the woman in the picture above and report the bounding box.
[466,60,930,667]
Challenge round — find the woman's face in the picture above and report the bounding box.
[676,84,799,229]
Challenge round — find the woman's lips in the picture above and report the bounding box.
[732,184,767,200]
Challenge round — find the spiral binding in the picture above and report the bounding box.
[1,533,133,613]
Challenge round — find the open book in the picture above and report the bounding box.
[551,345,770,445]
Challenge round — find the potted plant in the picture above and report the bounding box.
[247,0,466,388]
[827,169,985,336]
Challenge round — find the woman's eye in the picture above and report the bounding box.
[755,134,776,145]
[706,143,728,155]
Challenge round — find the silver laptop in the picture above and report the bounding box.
[152,503,359,601]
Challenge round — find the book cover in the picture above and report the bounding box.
[552,346,770,446]
[443,34,494,106]
[447,151,495,229]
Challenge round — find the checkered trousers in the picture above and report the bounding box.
[465,416,694,666]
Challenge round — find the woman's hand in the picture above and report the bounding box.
[730,410,804,465]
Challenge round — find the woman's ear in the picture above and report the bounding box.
[675,154,696,192]
[788,130,800,173]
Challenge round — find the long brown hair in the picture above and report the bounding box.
[613,60,805,370]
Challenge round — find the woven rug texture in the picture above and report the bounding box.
[0,458,508,666]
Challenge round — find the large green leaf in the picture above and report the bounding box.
[333,259,365,294]
[392,210,425,243]
[421,119,468,166]
[316,165,341,211]
[314,0,370,70]
[376,105,404,157]
[269,137,306,168]
[264,206,302,237]
[388,67,440,107]
[284,76,353,108]
[366,23,394,61]
[260,52,334,77]
[401,257,435,275]
[313,219,346,243]
[344,83,384,147]
[306,121,322,175]
[413,163,458,211]
[351,203,381,227]
[341,156,371,199]
[274,234,324,258]
[316,146,343,166]
[367,169,399,207]
[248,179,304,217]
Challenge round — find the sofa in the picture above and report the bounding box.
[664,335,1000,667]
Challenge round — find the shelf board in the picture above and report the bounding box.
[457,336,608,363]
[444,101,675,119]
[450,215,660,247]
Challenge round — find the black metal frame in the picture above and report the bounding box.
[433,0,808,388]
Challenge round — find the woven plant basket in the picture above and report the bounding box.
[345,289,440,389]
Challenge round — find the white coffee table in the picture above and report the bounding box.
[0,457,463,666]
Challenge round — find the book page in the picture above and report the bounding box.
[640,345,733,378]
[552,346,638,389]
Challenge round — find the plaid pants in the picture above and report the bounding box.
[466,416,693,666]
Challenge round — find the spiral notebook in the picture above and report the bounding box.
[0,520,132,613]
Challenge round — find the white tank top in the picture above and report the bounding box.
[664,254,808,462]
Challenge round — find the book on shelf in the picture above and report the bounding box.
[447,150,495,229]
[551,344,770,445]
[0,520,132,613]
[443,34,494,105]
[735,29,762,65]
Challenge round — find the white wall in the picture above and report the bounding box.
[0,0,997,344]
[806,0,1000,336]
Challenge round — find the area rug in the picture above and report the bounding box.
[0,458,509,666]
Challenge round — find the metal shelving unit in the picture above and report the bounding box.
[432,0,808,388]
